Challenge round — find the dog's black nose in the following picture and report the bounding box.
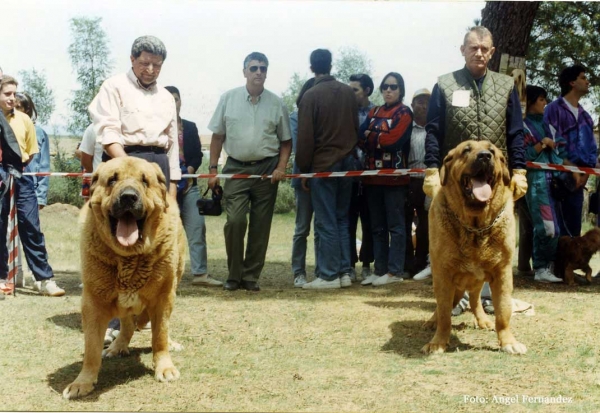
[477,150,492,162]
[119,189,139,208]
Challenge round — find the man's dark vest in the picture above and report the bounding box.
[0,112,23,172]
[438,67,514,159]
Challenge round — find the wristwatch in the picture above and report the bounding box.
[209,165,218,170]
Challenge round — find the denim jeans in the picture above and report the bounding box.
[310,155,354,281]
[367,185,407,276]
[291,186,318,278]
[178,185,208,275]
[0,167,8,216]
[0,175,54,281]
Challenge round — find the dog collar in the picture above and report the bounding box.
[450,203,507,235]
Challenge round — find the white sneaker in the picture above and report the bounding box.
[361,267,371,280]
[36,280,65,297]
[534,268,563,283]
[413,265,432,281]
[191,274,223,287]
[340,274,352,288]
[372,274,404,286]
[302,277,341,290]
[361,274,380,286]
[294,274,307,288]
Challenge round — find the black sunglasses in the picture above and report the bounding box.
[248,65,268,73]
[381,84,399,91]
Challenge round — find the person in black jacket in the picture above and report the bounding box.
[165,86,221,286]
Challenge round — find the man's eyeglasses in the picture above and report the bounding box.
[381,84,399,91]
[248,65,268,73]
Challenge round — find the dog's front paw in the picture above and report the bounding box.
[155,361,180,382]
[501,342,527,355]
[421,342,446,354]
[475,316,494,330]
[102,340,130,358]
[63,381,95,399]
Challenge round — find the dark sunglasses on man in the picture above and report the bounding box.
[381,84,399,91]
[248,65,268,73]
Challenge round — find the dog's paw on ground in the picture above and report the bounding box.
[102,341,130,358]
[421,342,447,354]
[62,381,95,400]
[500,342,527,355]
[155,360,180,382]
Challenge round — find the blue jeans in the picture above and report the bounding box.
[291,186,318,278]
[0,167,8,216]
[178,185,208,275]
[310,155,354,281]
[0,175,54,281]
[367,185,407,276]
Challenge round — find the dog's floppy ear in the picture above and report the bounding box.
[150,162,169,210]
[440,149,455,186]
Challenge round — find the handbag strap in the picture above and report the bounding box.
[202,187,210,197]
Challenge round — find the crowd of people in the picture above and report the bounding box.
[0,27,597,312]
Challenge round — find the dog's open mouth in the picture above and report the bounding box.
[462,170,495,203]
[110,213,145,247]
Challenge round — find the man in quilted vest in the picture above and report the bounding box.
[423,26,527,198]
[421,26,528,315]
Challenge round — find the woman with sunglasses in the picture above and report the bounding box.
[358,72,413,287]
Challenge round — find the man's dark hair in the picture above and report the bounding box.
[164,86,180,96]
[131,36,167,60]
[296,78,316,107]
[525,85,547,110]
[379,72,406,103]
[559,64,586,96]
[310,49,332,75]
[15,92,38,122]
[349,74,374,97]
[243,52,269,69]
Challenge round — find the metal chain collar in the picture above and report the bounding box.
[449,203,507,235]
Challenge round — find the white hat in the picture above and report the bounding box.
[412,88,431,100]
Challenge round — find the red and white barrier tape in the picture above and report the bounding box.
[19,162,600,179]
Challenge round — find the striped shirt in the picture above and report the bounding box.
[408,121,427,177]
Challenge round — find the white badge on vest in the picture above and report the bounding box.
[451,90,471,107]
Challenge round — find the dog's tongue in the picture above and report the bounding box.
[116,216,139,246]
[471,178,492,202]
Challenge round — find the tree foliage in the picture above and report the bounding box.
[526,1,600,112]
[282,46,382,113]
[67,16,113,135]
[18,68,55,126]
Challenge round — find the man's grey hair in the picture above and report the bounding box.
[131,36,167,60]
[463,26,494,46]
[243,52,269,69]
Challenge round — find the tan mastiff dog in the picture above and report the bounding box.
[63,157,186,399]
[422,140,527,355]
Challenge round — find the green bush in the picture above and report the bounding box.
[274,181,295,214]
[47,136,84,207]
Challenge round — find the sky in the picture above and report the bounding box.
[3,0,485,136]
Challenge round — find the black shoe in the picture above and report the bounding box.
[223,280,240,291]
[241,280,260,291]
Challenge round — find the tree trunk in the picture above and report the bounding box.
[481,2,541,72]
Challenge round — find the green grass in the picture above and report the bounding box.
[2,204,600,412]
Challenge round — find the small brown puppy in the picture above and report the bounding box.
[63,157,186,399]
[423,140,526,355]
[555,227,600,286]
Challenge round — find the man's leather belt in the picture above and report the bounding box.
[124,145,165,154]
[228,156,273,166]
